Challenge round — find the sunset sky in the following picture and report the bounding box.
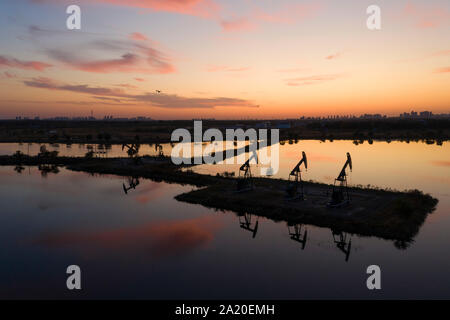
[0,0,449,119]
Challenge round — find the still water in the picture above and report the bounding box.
[0,142,175,158]
[0,140,449,299]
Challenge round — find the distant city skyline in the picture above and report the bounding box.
[8,109,450,121]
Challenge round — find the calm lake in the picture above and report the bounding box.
[0,140,449,299]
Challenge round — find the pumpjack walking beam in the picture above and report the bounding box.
[286,151,308,200]
[236,151,257,192]
[328,152,352,207]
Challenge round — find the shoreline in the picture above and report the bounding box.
[1,154,439,246]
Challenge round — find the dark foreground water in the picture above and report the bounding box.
[0,140,449,299]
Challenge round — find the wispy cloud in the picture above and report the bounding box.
[434,67,450,73]
[115,83,138,89]
[430,160,450,167]
[31,0,220,18]
[285,74,344,86]
[44,38,175,74]
[24,77,125,95]
[35,216,222,258]
[402,1,450,28]
[3,71,16,78]
[92,96,123,103]
[219,2,321,33]
[325,52,341,60]
[129,32,148,41]
[277,67,309,73]
[23,77,259,109]
[432,50,450,56]
[254,3,321,24]
[206,65,250,72]
[220,18,255,32]
[0,55,52,71]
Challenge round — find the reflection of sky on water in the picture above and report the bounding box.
[194,140,450,195]
[0,139,449,299]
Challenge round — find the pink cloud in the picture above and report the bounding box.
[135,78,145,82]
[32,0,220,18]
[433,50,450,56]
[286,74,344,86]
[277,68,309,73]
[403,1,450,28]
[219,2,321,33]
[129,32,148,41]
[0,55,52,71]
[431,160,450,167]
[220,17,255,32]
[35,216,223,258]
[206,65,250,72]
[23,77,260,109]
[434,67,450,73]
[325,52,341,60]
[255,3,321,24]
[115,83,138,89]
[45,39,175,74]
[100,0,220,18]
[3,71,16,78]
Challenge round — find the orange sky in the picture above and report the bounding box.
[0,0,449,119]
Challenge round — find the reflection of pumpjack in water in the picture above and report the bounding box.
[288,223,308,250]
[286,151,308,200]
[238,213,259,238]
[38,164,59,177]
[332,230,352,262]
[122,177,140,194]
[328,152,352,207]
[14,165,25,173]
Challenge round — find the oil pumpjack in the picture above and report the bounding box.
[286,151,308,200]
[239,213,259,238]
[328,152,352,207]
[236,151,257,192]
[236,158,253,192]
[122,143,141,164]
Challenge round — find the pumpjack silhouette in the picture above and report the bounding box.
[328,152,352,207]
[236,151,257,192]
[239,213,259,238]
[286,151,308,200]
[288,223,308,250]
[122,177,140,194]
[122,143,141,164]
[332,230,352,262]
